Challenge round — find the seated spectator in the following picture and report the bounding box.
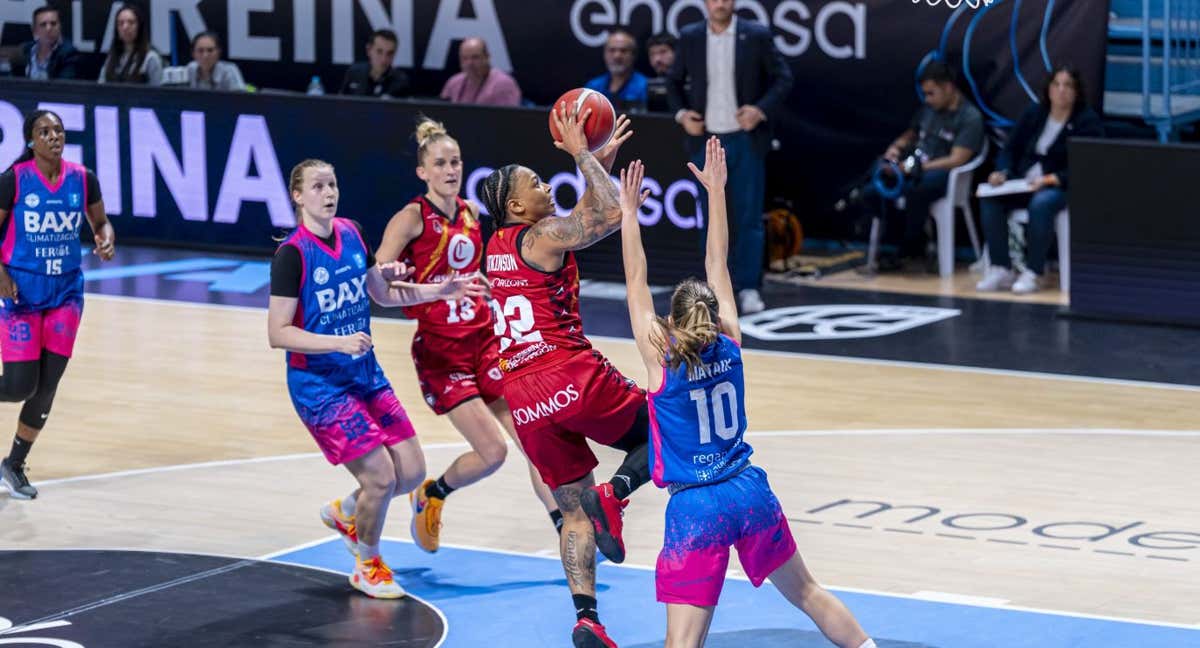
[99,4,162,85]
[339,29,409,99]
[976,65,1103,294]
[645,32,676,113]
[858,61,984,269]
[440,37,522,106]
[185,32,245,91]
[585,28,648,112]
[19,5,79,80]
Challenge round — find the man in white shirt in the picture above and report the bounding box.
[667,0,792,314]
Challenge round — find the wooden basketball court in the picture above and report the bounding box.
[3,292,1196,645]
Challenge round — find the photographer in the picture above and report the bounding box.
[860,62,984,268]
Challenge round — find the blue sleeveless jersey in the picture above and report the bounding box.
[2,160,88,311]
[648,335,753,488]
[279,218,374,379]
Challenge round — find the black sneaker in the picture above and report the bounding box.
[1,458,37,499]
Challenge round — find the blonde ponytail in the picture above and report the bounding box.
[654,278,721,373]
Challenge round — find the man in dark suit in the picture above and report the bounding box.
[339,29,410,99]
[667,0,792,314]
[17,6,80,80]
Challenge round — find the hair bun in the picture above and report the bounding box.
[415,118,448,147]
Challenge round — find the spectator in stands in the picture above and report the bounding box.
[667,0,793,314]
[859,61,984,270]
[185,32,245,91]
[18,6,79,80]
[339,29,409,99]
[99,4,162,85]
[977,65,1103,294]
[585,28,648,112]
[645,32,677,113]
[440,37,522,106]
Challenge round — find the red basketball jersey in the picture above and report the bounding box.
[400,195,490,336]
[485,224,590,377]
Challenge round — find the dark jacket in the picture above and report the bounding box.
[18,39,80,79]
[339,62,410,99]
[998,104,1104,190]
[666,19,793,156]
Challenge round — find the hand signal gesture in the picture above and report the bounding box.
[687,136,727,191]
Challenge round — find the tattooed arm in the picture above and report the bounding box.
[522,105,632,271]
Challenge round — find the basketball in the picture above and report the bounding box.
[548,88,616,153]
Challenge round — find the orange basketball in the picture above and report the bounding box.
[548,88,616,153]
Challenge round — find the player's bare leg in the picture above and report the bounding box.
[665,604,717,648]
[768,553,873,648]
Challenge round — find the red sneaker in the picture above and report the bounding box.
[572,618,618,648]
[580,483,629,564]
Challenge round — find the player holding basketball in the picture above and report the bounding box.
[372,117,559,553]
[482,99,652,648]
[619,137,875,648]
[0,109,115,500]
[268,158,485,598]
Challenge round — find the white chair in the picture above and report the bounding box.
[864,139,989,276]
[1009,207,1070,292]
[930,138,989,277]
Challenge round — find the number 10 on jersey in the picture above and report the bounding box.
[689,381,739,444]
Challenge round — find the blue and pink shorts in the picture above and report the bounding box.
[0,300,83,362]
[656,465,797,606]
[288,359,416,465]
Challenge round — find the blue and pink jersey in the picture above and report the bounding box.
[2,159,89,311]
[647,334,753,490]
[277,218,374,374]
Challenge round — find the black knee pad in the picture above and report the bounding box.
[18,352,69,430]
[0,360,39,403]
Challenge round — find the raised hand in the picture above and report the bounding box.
[598,114,633,170]
[686,136,728,191]
[551,101,593,158]
[619,160,650,221]
[432,272,490,301]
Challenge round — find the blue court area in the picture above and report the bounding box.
[275,539,1198,648]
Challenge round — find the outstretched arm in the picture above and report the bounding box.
[618,160,662,385]
[368,263,489,308]
[689,136,741,344]
[523,105,633,268]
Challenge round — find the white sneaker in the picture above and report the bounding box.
[349,556,406,599]
[975,267,1015,292]
[738,289,765,314]
[1012,269,1041,294]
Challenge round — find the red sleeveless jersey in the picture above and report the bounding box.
[400,195,490,336]
[485,224,591,376]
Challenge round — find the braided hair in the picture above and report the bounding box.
[480,164,520,223]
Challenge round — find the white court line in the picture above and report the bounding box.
[85,293,1200,393]
[257,535,342,560]
[912,590,1010,606]
[373,537,1200,633]
[34,442,469,488]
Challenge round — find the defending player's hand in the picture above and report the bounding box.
[618,160,650,223]
[93,233,116,261]
[551,101,592,157]
[378,260,414,283]
[337,331,372,356]
[0,268,18,303]
[598,114,633,170]
[433,271,490,301]
[687,136,728,192]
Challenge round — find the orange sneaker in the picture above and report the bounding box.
[349,556,405,599]
[409,480,444,553]
[320,499,359,557]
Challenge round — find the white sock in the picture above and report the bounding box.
[341,492,357,518]
[858,640,877,648]
[358,542,379,561]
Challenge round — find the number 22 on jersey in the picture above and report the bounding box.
[489,295,543,351]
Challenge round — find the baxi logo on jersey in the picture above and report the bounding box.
[315,276,368,313]
[23,210,81,234]
[447,234,476,270]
